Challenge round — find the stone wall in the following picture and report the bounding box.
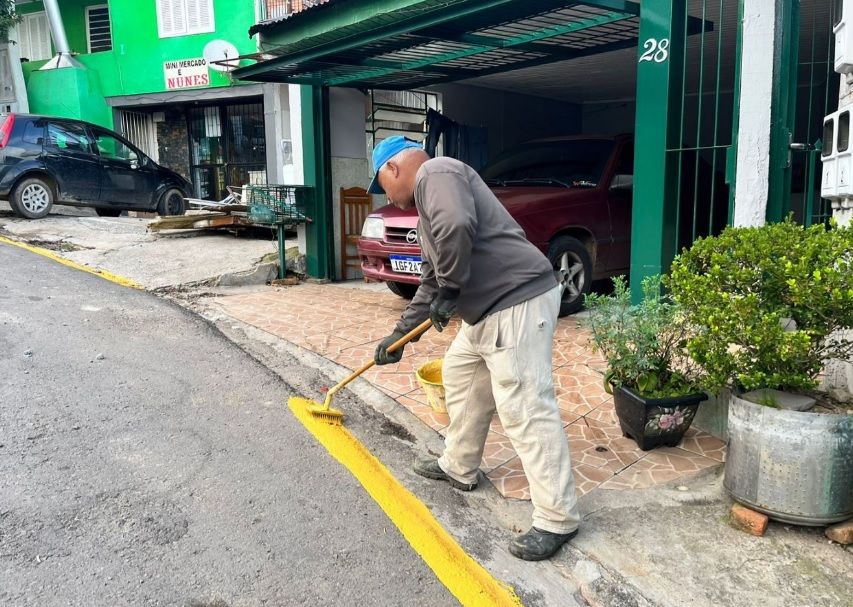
[156,109,191,182]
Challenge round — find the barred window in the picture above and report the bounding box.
[87,5,113,53]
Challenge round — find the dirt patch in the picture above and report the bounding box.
[24,239,89,253]
[378,417,416,442]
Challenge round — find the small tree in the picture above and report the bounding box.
[667,219,853,395]
[0,1,22,44]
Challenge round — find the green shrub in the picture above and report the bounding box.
[0,1,21,43]
[583,275,702,398]
[667,219,853,395]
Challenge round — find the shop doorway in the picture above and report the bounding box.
[188,100,267,200]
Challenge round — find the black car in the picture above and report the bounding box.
[0,113,190,219]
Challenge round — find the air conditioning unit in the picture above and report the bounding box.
[821,107,853,200]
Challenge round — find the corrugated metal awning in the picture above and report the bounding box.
[235,0,709,90]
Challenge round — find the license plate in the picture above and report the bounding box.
[389,255,423,275]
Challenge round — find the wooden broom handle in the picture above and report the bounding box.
[327,319,433,396]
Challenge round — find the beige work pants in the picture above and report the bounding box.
[437,286,581,534]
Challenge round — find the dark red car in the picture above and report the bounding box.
[358,135,634,316]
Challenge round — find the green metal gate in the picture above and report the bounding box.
[631,0,742,296]
[785,0,839,226]
[669,0,741,251]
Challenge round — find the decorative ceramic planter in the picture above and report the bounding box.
[613,385,707,451]
[724,393,853,526]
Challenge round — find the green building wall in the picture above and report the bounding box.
[20,0,260,128]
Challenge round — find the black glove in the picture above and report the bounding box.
[375,330,406,365]
[429,289,459,332]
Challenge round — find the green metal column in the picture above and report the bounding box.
[629,0,687,302]
[767,0,801,222]
[301,85,334,279]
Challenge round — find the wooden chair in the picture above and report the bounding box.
[339,186,372,280]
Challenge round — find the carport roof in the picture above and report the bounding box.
[234,0,708,90]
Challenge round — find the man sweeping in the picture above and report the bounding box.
[368,136,581,561]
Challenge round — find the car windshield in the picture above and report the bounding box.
[480,140,615,187]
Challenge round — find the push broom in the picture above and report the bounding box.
[293,318,434,425]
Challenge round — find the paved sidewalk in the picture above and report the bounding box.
[0,205,277,289]
[213,282,727,501]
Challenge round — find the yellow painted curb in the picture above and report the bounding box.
[0,235,143,289]
[288,397,524,607]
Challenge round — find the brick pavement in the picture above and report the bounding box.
[215,283,725,500]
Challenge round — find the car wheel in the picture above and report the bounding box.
[10,177,54,219]
[95,208,122,217]
[386,281,418,299]
[548,235,593,317]
[157,188,186,216]
[11,177,54,220]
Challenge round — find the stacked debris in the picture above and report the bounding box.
[148,185,311,234]
[148,186,251,233]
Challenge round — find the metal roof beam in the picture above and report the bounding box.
[407,36,642,87]
[409,30,621,62]
[576,0,640,15]
[427,13,711,84]
[236,0,520,80]
[327,10,633,86]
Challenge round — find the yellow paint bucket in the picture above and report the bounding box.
[416,359,446,413]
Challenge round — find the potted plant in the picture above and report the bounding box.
[584,275,707,450]
[668,219,853,525]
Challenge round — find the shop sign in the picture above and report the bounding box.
[164,58,210,90]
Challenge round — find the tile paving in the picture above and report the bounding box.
[215,282,727,500]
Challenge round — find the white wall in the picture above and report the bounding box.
[430,83,583,160]
[0,28,30,113]
[263,83,291,185]
[836,77,853,227]
[582,100,637,135]
[732,0,777,227]
[823,56,853,401]
[329,88,370,280]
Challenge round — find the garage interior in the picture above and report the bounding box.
[235,0,837,287]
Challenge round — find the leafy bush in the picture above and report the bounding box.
[667,219,853,394]
[584,275,701,398]
[0,1,21,43]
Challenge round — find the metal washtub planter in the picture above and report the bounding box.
[724,393,853,526]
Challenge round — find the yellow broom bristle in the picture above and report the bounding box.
[289,396,344,425]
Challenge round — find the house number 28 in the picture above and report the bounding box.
[639,38,670,63]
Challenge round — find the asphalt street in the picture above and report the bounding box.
[0,242,455,607]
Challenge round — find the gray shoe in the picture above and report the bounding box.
[509,527,579,561]
[413,458,477,491]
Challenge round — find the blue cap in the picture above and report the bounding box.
[367,136,423,194]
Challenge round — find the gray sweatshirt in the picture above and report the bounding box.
[395,157,557,333]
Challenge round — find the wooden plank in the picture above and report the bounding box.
[147,213,226,232]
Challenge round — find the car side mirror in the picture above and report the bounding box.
[610,174,633,191]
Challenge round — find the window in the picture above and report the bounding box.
[93,129,139,164]
[615,143,634,176]
[480,140,616,187]
[157,0,215,38]
[823,119,835,158]
[86,5,113,53]
[839,112,850,153]
[46,122,95,154]
[18,12,52,62]
[22,121,45,146]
